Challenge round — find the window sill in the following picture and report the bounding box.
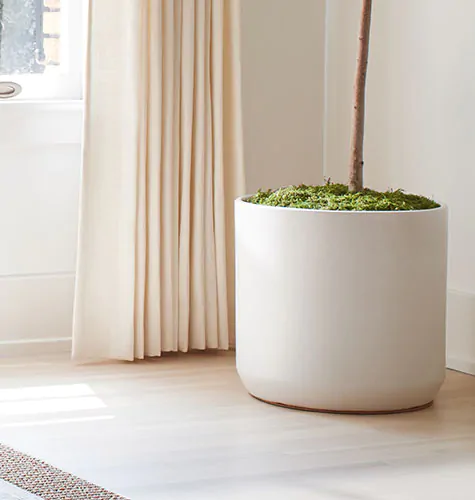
[0,100,84,147]
[0,99,83,110]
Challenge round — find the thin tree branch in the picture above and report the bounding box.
[348,0,373,193]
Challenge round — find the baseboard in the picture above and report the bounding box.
[0,274,74,358]
[0,337,72,358]
[0,290,471,371]
[446,289,475,376]
[447,356,475,376]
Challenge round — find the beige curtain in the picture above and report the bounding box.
[73,0,245,361]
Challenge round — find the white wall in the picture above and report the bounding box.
[0,103,82,356]
[241,0,325,193]
[325,0,475,374]
[0,1,326,355]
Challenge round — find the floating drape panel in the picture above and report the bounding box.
[73,0,245,361]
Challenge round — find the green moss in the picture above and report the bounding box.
[246,183,440,211]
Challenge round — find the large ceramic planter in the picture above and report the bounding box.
[235,198,448,414]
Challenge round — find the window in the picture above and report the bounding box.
[0,0,85,100]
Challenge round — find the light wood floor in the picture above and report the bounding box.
[0,353,474,499]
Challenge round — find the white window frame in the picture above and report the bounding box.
[0,0,86,101]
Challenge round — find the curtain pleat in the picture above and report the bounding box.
[73,0,244,361]
[142,0,162,357]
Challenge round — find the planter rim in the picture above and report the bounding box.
[236,196,447,215]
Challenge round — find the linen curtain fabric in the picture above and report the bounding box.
[73,0,245,361]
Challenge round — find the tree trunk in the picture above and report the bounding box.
[348,0,373,193]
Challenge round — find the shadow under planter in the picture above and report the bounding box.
[235,198,448,414]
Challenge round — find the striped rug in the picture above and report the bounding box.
[0,444,127,500]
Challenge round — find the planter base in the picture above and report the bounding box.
[249,393,434,415]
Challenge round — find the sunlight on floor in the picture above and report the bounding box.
[0,384,95,401]
[0,383,109,418]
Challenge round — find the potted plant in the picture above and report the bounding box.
[235,0,448,414]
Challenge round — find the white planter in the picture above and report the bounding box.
[235,198,448,413]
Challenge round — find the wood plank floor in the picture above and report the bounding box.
[0,352,474,499]
[0,480,40,500]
